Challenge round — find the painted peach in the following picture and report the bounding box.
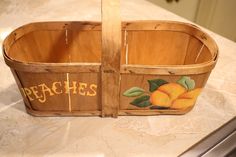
[171,98,195,109]
[158,83,186,101]
[180,88,202,99]
[150,90,171,107]
[171,88,202,109]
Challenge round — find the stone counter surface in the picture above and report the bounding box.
[0,0,235,156]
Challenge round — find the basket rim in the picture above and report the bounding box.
[3,54,217,75]
[3,20,219,75]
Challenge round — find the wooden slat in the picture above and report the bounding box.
[70,73,100,111]
[122,21,218,60]
[118,108,193,116]
[101,0,121,117]
[120,62,216,75]
[69,30,101,63]
[26,108,101,116]
[3,54,101,73]
[195,46,213,63]
[184,36,204,64]
[16,71,69,111]
[127,31,190,65]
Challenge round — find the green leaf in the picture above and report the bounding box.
[137,101,152,107]
[150,106,169,110]
[148,79,168,92]
[130,95,151,107]
[177,76,195,90]
[123,87,145,97]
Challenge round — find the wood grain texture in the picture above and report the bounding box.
[70,73,100,111]
[16,71,69,111]
[127,31,190,65]
[120,62,216,75]
[101,0,121,117]
[69,30,101,63]
[122,21,218,60]
[26,108,101,116]
[184,36,204,64]
[118,107,193,116]
[195,46,213,64]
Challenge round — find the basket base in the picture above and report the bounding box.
[25,103,194,117]
[25,107,101,117]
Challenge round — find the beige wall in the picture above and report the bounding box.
[196,0,236,42]
[148,0,200,21]
[149,0,236,42]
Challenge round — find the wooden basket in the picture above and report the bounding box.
[3,0,218,117]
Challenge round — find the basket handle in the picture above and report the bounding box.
[101,0,121,117]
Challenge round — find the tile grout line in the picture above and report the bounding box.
[0,99,23,112]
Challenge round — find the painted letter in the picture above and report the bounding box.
[23,88,34,101]
[64,81,77,94]
[21,88,27,97]
[78,82,87,96]
[87,84,97,96]
[30,86,43,99]
[52,82,63,94]
[38,83,54,103]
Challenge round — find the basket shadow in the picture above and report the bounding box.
[201,84,229,110]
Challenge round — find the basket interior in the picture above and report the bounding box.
[5,23,215,66]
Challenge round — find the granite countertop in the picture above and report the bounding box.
[0,0,236,156]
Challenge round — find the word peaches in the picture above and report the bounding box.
[21,81,97,103]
